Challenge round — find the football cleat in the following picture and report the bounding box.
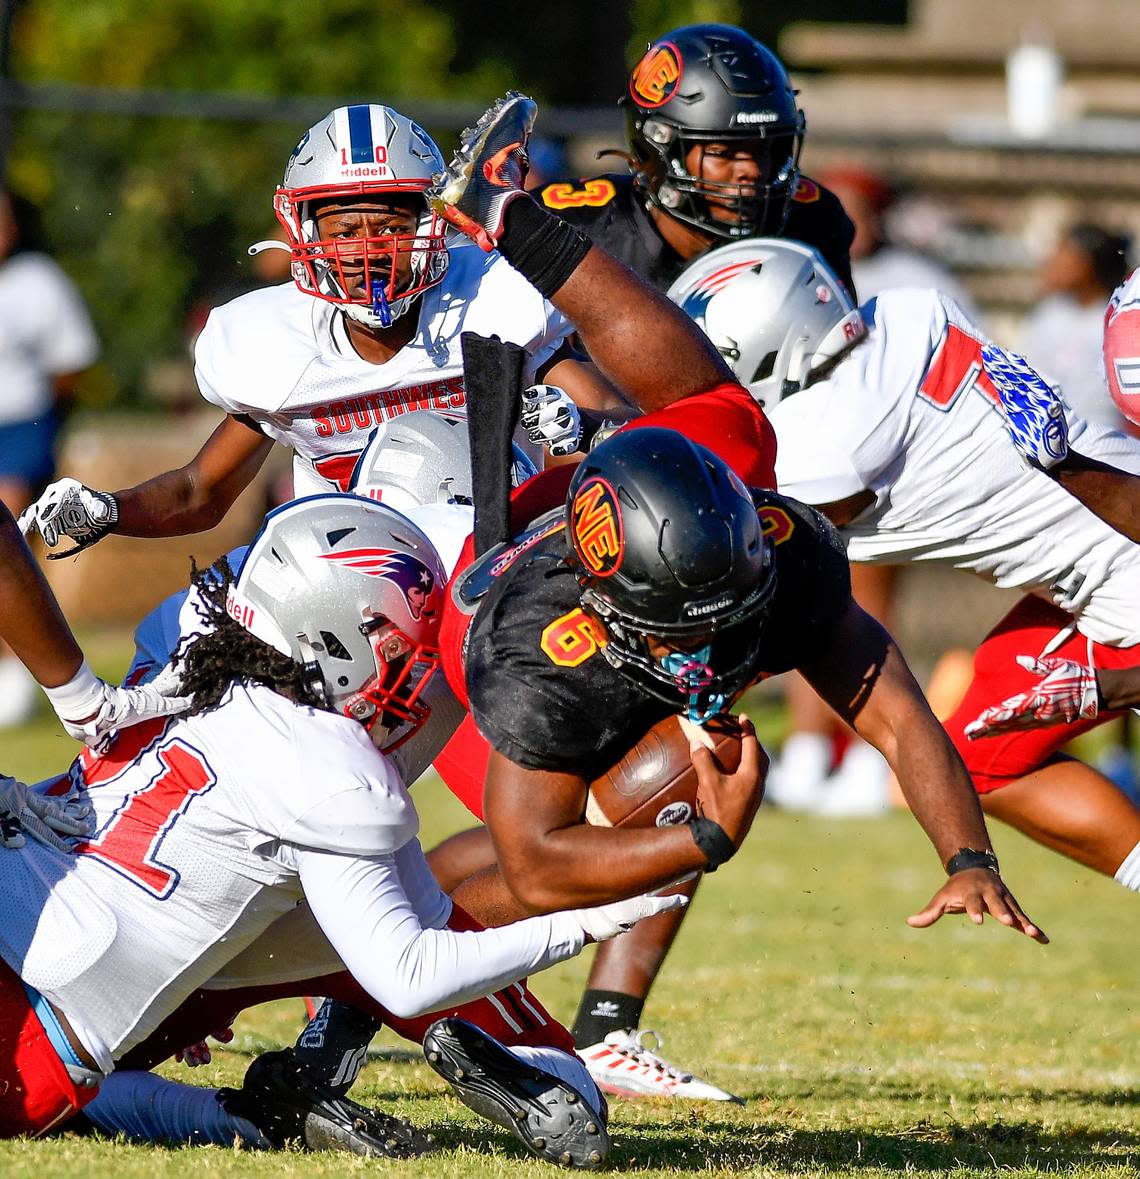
[428,91,536,252]
[981,343,1069,471]
[579,1028,742,1103]
[423,1017,609,1169]
[219,1049,436,1159]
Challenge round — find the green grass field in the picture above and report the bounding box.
[0,632,1136,1177]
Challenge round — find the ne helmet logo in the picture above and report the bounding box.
[318,548,437,620]
[572,477,624,577]
[630,41,683,109]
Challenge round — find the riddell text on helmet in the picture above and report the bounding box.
[338,164,391,179]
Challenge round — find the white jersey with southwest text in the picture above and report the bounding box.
[0,686,418,1070]
[770,288,1140,647]
[195,243,570,495]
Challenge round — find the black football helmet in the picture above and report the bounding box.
[565,427,775,722]
[622,23,805,240]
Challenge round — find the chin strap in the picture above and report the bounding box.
[661,645,726,725]
[295,633,330,708]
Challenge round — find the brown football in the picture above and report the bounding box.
[586,714,744,829]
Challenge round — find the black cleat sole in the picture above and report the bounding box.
[423,1018,608,1169]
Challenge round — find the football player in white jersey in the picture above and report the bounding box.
[18,103,598,556]
[670,238,1140,898]
[956,334,1140,786]
[0,494,682,1164]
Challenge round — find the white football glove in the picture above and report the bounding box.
[965,655,1100,739]
[0,773,94,852]
[18,477,120,557]
[981,344,1069,471]
[571,892,688,942]
[521,384,583,458]
[41,660,191,748]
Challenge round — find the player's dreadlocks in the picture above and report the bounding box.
[172,557,326,717]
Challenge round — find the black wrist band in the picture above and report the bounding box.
[689,817,736,873]
[945,848,1000,876]
[498,196,592,298]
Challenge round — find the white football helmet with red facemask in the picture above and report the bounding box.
[226,495,445,751]
[252,105,449,329]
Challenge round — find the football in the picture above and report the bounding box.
[586,714,744,829]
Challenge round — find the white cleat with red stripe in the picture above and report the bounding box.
[578,1029,741,1103]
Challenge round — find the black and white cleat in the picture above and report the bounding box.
[423,1018,609,1169]
[220,1048,436,1159]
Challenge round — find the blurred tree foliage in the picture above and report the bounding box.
[8,0,511,405]
[6,0,903,408]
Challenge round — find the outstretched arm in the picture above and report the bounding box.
[0,502,84,686]
[0,504,189,742]
[430,94,733,415]
[297,841,683,1018]
[114,414,273,537]
[800,597,1047,943]
[20,414,272,551]
[1049,450,1140,544]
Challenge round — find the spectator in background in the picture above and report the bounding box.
[819,163,978,313]
[1022,222,1132,432]
[0,191,99,727]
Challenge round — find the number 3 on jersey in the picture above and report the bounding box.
[76,739,216,900]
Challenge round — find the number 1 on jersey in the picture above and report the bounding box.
[76,740,216,900]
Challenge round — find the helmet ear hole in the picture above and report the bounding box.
[751,351,778,384]
[320,631,352,661]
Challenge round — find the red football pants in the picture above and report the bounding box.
[0,959,99,1138]
[116,901,572,1072]
[944,595,1140,793]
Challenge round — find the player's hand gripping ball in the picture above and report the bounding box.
[587,714,744,829]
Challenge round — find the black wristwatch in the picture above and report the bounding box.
[945,848,1000,876]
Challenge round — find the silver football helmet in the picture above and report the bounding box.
[347,413,539,513]
[667,238,866,406]
[226,495,445,751]
[254,105,449,329]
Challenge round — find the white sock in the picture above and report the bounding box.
[1114,839,1140,892]
[511,1046,604,1117]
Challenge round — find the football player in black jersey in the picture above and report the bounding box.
[535,24,854,301]
[422,90,1046,1101]
[239,91,1042,1122]
[529,23,855,1091]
